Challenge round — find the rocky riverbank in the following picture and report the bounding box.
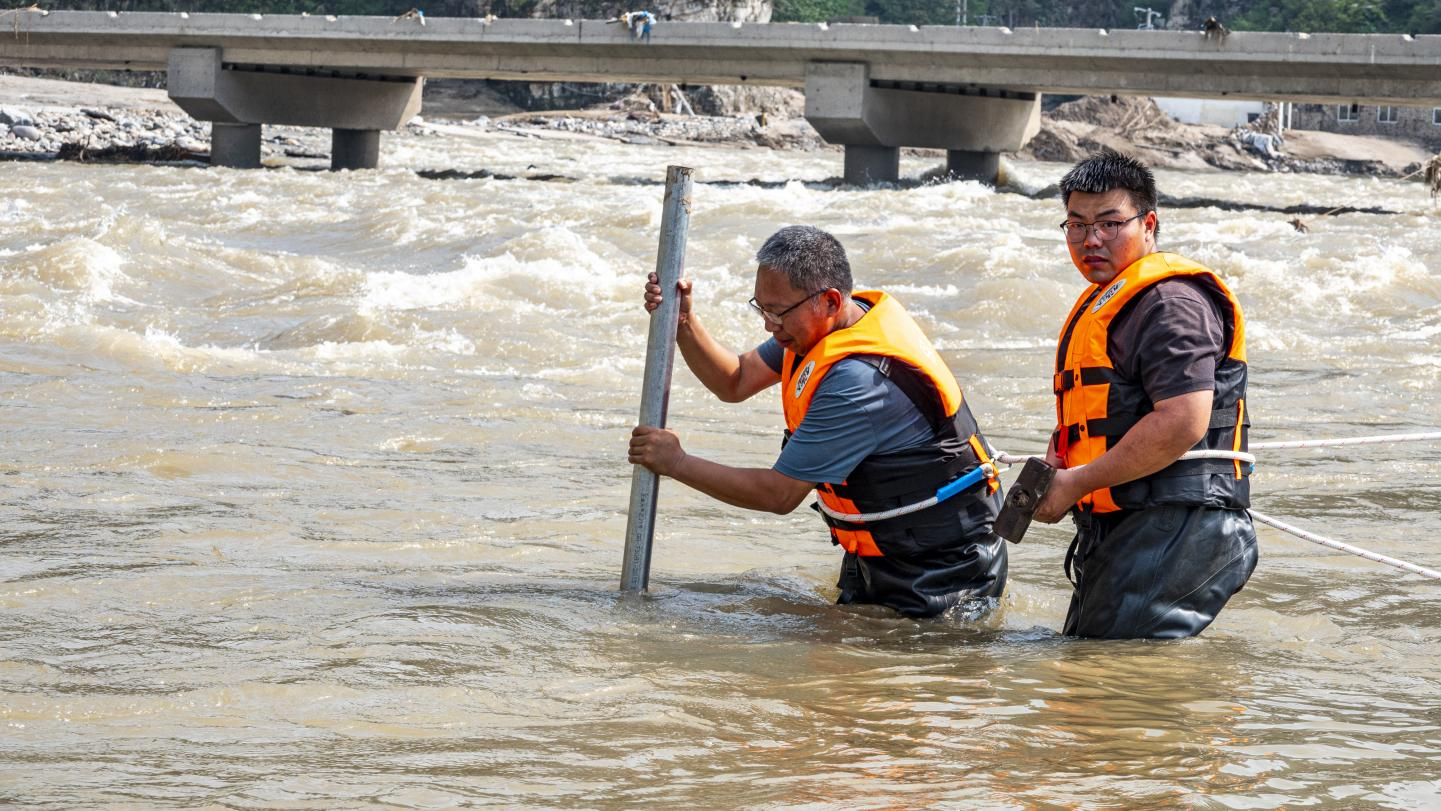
[487,106,823,151]
[2,73,1435,181]
[1,103,210,162]
[0,74,823,168]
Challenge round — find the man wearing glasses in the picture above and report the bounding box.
[1031,149,1258,639]
[629,225,1006,618]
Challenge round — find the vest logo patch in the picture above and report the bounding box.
[793,361,815,399]
[1091,278,1127,313]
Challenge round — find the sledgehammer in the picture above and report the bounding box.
[993,458,1057,543]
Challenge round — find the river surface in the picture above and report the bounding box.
[3,129,1440,809]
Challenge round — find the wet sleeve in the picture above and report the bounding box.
[1122,280,1226,403]
[756,337,782,375]
[772,362,884,485]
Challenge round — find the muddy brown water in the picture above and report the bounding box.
[3,135,1440,809]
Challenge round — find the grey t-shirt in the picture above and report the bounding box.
[1106,277,1226,402]
[758,337,934,484]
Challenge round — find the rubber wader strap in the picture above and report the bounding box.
[1065,511,1093,587]
[1065,533,1081,587]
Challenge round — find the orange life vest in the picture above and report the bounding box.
[781,291,998,557]
[1054,252,1250,513]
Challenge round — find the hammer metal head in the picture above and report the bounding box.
[994,457,1056,543]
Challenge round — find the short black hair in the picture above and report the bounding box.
[755,225,853,295]
[1059,148,1160,240]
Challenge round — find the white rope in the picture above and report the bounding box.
[996,429,1441,465]
[1249,509,1441,581]
[988,431,1441,581]
[1251,431,1441,451]
[819,494,940,524]
[993,449,1254,466]
[815,464,995,524]
[821,447,1255,524]
[1179,449,1255,463]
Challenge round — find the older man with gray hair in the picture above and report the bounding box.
[629,225,1007,618]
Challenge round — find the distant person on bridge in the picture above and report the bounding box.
[1032,148,1258,639]
[628,225,1007,618]
[617,10,655,43]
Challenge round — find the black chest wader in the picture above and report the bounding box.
[792,355,1007,619]
[1062,506,1258,639]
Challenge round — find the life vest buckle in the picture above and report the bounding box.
[1053,369,1076,394]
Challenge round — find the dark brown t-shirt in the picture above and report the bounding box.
[1107,277,1226,403]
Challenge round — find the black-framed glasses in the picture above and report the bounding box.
[1059,211,1147,243]
[748,289,827,326]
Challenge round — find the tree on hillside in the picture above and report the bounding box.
[1397,0,1441,31]
[772,0,863,22]
[1232,0,1388,32]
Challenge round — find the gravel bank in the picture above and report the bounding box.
[2,74,1434,180]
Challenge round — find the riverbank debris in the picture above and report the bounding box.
[55,139,205,163]
[1283,151,1439,232]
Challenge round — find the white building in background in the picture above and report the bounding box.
[1153,97,1266,127]
[1289,102,1441,148]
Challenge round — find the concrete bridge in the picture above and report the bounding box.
[4,10,1440,180]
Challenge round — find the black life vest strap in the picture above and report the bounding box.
[1056,425,1245,478]
[1054,369,1075,395]
[1069,382,1248,441]
[827,439,983,504]
[850,354,949,437]
[1148,456,1248,478]
[1074,409,1245,440]
[1207,406,1242,430]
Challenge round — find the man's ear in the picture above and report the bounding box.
[823,288,844,314]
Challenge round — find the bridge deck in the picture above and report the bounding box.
[2,11,1439,104]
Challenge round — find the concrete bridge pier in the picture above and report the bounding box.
[166,48,422,170]
[804,62,1041,185]
[332,129,381,171]
[210,122,261,169]
[843,145,900,186]
[947,150,1000,181]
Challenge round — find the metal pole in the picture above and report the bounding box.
[620,165,694,593]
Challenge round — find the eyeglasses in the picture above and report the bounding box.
[1059,212,1147,243]
[748,289,827,326]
